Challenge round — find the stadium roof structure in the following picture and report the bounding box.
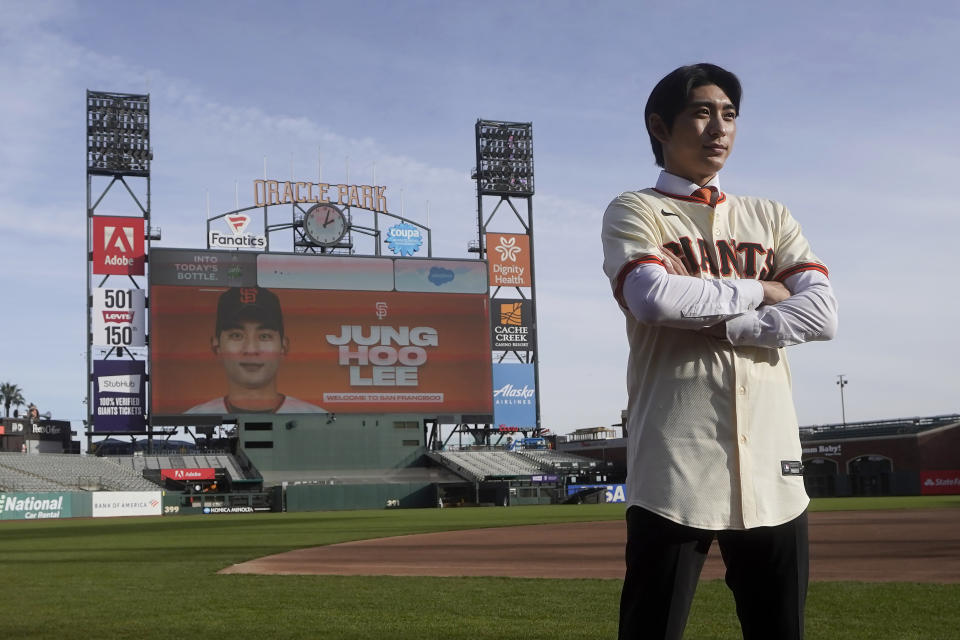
[799,414,960,442]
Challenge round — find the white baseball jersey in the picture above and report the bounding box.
[602,181,830,530]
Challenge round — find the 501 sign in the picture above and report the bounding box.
[93,288,146,347]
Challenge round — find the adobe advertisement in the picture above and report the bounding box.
[92,288,146,347]
[150,285,493,416]
[492,363,536,429]
[491,298,535,351]
[161,468,216,481]
[92,216,145,275]
[92,360,147,432]
[486,232,531,287]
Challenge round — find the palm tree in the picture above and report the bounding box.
[0,382,26,417]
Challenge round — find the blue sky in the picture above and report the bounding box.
[1,1,958,436]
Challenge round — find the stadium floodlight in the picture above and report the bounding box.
[474,120,534,196]
[86,91,151,176]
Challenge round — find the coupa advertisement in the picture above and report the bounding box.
[150,285,493,415]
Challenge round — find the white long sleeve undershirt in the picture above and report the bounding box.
[622,264,838,348]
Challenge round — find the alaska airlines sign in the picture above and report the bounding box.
[253,179,388,213]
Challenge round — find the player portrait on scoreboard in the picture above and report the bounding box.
[186,286,326,414]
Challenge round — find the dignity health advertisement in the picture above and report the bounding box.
[149,250,494,416]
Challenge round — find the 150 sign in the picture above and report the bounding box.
[93,288,146,347]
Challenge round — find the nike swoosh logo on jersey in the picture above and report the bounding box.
[660,209,679,218]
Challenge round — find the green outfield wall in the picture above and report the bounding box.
[0,491,164,519]
[236,413,427,473]
[285,482,436,511]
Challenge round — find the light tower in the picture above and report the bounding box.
[85,91,153,451]
[836,374,849,426]
[473,120,541,441]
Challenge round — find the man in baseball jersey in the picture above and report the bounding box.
[601,63,838,639]
[186,287,325,414]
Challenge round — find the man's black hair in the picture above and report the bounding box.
[644,63,742,167]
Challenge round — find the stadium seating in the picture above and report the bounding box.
[105,454,250,483]
[430,449,589,481]
[515,449,598,470]
[0,453,160,491]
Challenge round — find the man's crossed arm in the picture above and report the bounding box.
[622,251,837,348]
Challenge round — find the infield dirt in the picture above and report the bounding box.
[221,507,960,583]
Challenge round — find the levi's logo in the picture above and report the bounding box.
[102,310,134,323]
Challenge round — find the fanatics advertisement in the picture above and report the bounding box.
[492,363,536,430]
[208,212,266,250]
[491,298,534,351]
[93,360,147,432]
[92,288,146,347]
[486,233,531,287]
[92,216,145,275]
[150,283,493,416]
[91,491,162,518]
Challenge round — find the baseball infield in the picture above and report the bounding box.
[221,507,960,582]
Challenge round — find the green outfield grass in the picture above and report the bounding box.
[2,498,958,639]
[809,494,960,511]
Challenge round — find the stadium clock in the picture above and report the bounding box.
[303,203,349,246]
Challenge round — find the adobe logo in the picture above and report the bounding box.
[92,216,145,275]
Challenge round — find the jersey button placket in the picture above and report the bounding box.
[735,378,756,526]
[713,205,724,237]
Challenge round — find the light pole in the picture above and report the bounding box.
[836,375,849,426]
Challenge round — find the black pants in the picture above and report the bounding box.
[618,506,808,640]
